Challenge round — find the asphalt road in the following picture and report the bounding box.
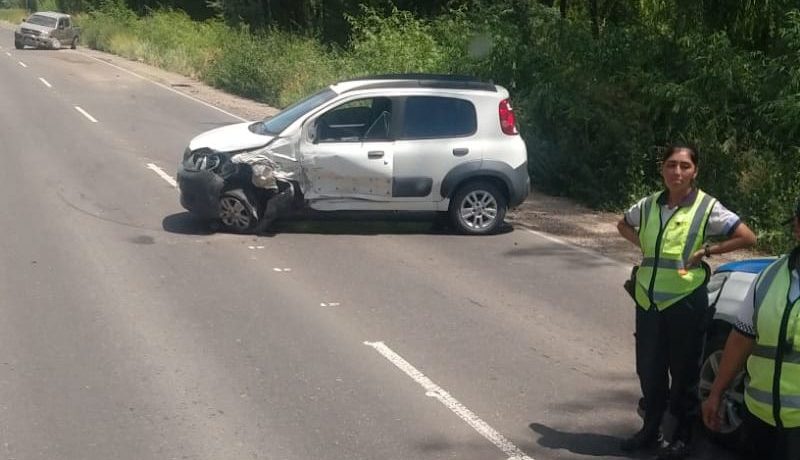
[0,33,738,460]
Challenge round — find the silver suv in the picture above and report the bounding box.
[178,74,530,235]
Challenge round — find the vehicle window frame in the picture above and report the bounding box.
[256,88,338,136]
[396,95,478,141]
[313,96,394,144]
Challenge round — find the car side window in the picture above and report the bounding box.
[315,97,392,143]
[63,18,70,28]
[399,96,477,140]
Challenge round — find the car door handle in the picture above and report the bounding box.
[453,148,469,156]
[368,151,384,159]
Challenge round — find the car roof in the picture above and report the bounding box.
[716,258,777,274]
[31,11,70,19]
[331,74,498,94]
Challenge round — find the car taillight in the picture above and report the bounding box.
[498,99,518,135]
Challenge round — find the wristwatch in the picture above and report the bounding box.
[703,243,712,258]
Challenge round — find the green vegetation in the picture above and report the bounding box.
[0,8,26,22]
[1,0,799,252]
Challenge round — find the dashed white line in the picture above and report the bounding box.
[79,52,247,122]
[74,106,98,123]
[18,61,26,68]
[38,77,52,88]
[364,341,534,460]
[5,52,11,57]
[145,163,177,188]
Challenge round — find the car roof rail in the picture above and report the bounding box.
[340,74,497,92]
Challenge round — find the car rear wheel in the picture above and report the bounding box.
[218,190,257,233]
[449,180,507,235]
[698,331,746,446]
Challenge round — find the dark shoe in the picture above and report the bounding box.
[620,429,660,452]
[656,440,690,460]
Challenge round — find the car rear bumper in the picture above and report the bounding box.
[508,162,530,207]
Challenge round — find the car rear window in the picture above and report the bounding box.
[399,96,477,139]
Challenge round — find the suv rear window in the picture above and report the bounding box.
[400,96,477,139]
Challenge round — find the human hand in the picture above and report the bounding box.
[687,249,704,268]
[702,393,722,431]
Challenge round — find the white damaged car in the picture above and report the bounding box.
[177,74,530,235]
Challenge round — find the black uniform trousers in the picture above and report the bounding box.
[635,285,708,443]
[740,409,800,460]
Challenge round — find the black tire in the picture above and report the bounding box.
[218,189,258,234]
[698,325,746,447]
[70,37,78,49]
[14,40,23,50]
[449,180,507,235]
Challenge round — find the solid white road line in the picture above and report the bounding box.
[364,341,534,460]
[74,106,98,123]
[38,77,52,88]
[79,52,247,122]
[145,163,177,188]
[18,61,26,68]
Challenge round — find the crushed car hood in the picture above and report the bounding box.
[188,122,275,153]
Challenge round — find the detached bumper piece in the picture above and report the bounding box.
[177,167,225,219]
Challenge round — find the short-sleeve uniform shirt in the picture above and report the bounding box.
[623,189,741,238]
[734,261,800,338]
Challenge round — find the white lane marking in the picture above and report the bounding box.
[320,302,340,307]
[74,106,98,123]
[364,341,534,460]
[248,245,265,250]
[145,163,177,188]
[273,267,292,272]
[79,52,247,122]
[5,52,11,57]
[38,77,52,88]
[18,61,26,68]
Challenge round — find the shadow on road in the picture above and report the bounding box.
[529,422,643,458]
[161,212,214,235]
[162,210,516,237]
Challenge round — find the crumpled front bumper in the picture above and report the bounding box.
[177,165,225,219]
[15,31,54,48]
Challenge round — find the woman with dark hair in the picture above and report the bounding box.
[616,144,757,459]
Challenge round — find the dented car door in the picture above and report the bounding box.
[300,97,394,201]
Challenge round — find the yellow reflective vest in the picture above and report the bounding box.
[745,252,800,428]
[634,190,715,310]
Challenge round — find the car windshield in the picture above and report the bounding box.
[26,15,58,28]
[253,88,337,135]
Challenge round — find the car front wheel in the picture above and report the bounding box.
[218,189,258,233]
[698,334,746,446]
[449,180,507,235]
[71,37,77,49]
[14,39,23,49]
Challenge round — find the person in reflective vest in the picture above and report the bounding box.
[617,144,756,459]
[702,200,800,460]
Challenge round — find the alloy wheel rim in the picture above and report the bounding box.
[698,350,745,434]
[219,197,251,230]
[459,190,498,230]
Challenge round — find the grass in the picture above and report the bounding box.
[0,8,27,24]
